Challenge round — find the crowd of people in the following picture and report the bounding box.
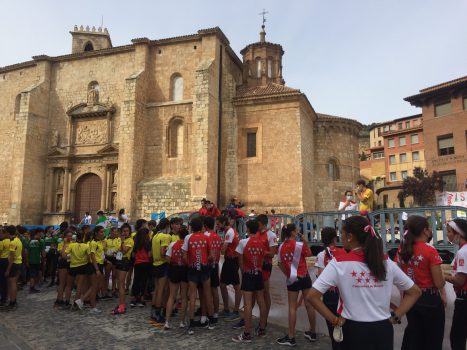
[0,203,465,349]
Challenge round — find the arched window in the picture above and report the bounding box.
[267,58,273,78]
[168,117,184,158]
[84,42,94,52]
[256,58,262,78]
[170,73,183,101]
[328,159,340,181]
[14,94,21,119]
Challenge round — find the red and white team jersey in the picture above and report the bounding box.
[313,249,414,322]
[223,227,239,258]
[235,236,266,274]
[166,240,185,266]
[452,242,467,293]
[396,241,443,288]
[315,246,346,269]
[182,232,211,270]
[278,239,311,283]
[257,229,278,265]
[205,230,222,264]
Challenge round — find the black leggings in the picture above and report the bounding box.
[131,262,151,300]
[450,297,467,350]
[0,258,8,302]
[323,290,342,350]
[342,319,393,350]
[402,291,445,350]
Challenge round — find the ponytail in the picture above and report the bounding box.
[343,216,386,281]
[399,215,428,264]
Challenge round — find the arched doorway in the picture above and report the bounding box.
[74,173,102,223]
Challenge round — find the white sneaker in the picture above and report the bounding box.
[89,308,102,314]
[74,299,84,310]
[164,321,171,330]
[179,321,187,328]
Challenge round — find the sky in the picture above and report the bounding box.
[1,0,466,124]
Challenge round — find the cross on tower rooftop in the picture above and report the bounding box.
[259,8,268,42]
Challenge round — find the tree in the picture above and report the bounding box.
[397,167,444,207]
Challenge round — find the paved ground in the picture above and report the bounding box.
[0,287,331,350]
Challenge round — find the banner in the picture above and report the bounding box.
[437,192,467,208]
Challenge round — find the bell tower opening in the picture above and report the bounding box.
[70,25,112,54]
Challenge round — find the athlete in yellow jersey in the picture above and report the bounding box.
[105,227,121,297]
[5,225,22,309]
[0,228,11,306]
[55,231,72,308]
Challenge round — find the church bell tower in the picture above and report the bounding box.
[70,25,112,54]
[240,19,285,87]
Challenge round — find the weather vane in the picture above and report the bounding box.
[259,8,268,29]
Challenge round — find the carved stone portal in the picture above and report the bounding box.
[75,119,107,145]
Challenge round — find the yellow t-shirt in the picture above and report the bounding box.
[358,188,374,212]
[105,237,121,256]
[69,242,90,268]
[170,233,179,243]
[131,232,137,238]
[122,237,134,259]
[9,237,23,264]
[152,232,172,266]
[90,240,106,264]
[0,238,11,259]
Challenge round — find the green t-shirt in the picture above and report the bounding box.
[27,239,43,265]
[44,236,53,247]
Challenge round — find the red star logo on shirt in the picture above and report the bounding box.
[351,271,357,277]
[365,278,370,283]
[360,272,366,277]
[356,278,362,283]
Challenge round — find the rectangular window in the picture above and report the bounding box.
[378,140,382,146]
[373,152,384,159]
[435,101,452,117]
[441,171,457,191]
[377,128,381,136]
[438,134,454,156]
[384,125,389,132]
[246,132,257,158]
[390,172,397,181]
[405,121,410,128]
[412,151,420,161]
[398,122,403,130]
[400,153,407,163]
[411,134,419,144]
[399,136,406,146]
[388,138,395,148]
[389,155,396,164]
[401,170,408,179]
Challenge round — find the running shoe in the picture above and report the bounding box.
[188,327,194,335]
[74,299,84,310]
[255,326,266,337]
[164,321,171,330]
[219,309,232,318]
[111,305,126,315]
[232,332,252,343]
[277,335,297,347]
[130,300,137,308]
[136,301,146,307]
[232,319,245,329]
[208,319,215,330]
[89,308,102,314]
[226,311,240,322]
[179,321,187,328]
[304,331,317,342]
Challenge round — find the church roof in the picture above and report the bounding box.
[316,113,363,128]
[235,83,301,99]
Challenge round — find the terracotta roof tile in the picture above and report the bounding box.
[404,75,467,103]
[235,83,301,99]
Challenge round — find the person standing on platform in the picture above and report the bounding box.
[355,180,374,213]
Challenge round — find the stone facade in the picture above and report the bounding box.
[0,26,361,224]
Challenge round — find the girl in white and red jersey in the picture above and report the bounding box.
[232,219,267,343]
[315,227,345,350]
[445,218,467,350]
[276,223,317,347]
[164,227,189,330]
[203,216,222,323]
[308,215,421,350]
[216,215,241,321]
[182,218,214,334]
[397,215,445,350]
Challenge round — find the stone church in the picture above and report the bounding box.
[0,25,361,225]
